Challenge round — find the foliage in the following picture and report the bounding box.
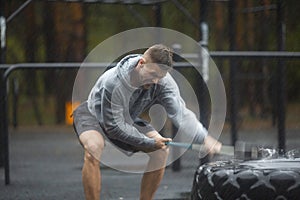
[3,0,300,125]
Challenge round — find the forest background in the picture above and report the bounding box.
[3,0,300,132]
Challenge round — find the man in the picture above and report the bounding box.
[73,44,222,200]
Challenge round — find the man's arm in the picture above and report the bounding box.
[157,74,222,153]
[202,135,222,155]
[94,88,157,150]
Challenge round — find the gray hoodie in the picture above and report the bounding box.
[87,54,207,151]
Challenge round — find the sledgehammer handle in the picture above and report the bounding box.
[165,141,192,149]
[165,141,234,156]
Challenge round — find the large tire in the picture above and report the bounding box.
[191,158,300,200]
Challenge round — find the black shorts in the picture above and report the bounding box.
[73,102,154,153]
[73,102,104,137]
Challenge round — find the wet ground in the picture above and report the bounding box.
[0,125,299,199]
[0,126,198,200]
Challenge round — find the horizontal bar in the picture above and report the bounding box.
[0,63,113,80]
[184,51,300,59]
[1,51,300,79]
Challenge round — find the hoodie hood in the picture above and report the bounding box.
[116,54,142,92]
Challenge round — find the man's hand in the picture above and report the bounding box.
[203,135,222,155]
[154,137,172,150]
[145,131,172,152]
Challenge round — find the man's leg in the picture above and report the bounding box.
[79,130,105,200]
[140,131,169,200]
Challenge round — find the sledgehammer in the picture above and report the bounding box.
[165,141,259,159]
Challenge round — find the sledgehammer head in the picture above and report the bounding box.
[235,141,259,160]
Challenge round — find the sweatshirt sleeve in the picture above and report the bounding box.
[94,88,156,149]
[158,75,208,144]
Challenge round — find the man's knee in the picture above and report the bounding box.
[146,148,169,171]
[84,144,103,161]
[149,148,169,162]
[80,130,105,162]
[84,140,104,162]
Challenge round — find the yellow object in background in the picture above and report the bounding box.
[65,101,80,125]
